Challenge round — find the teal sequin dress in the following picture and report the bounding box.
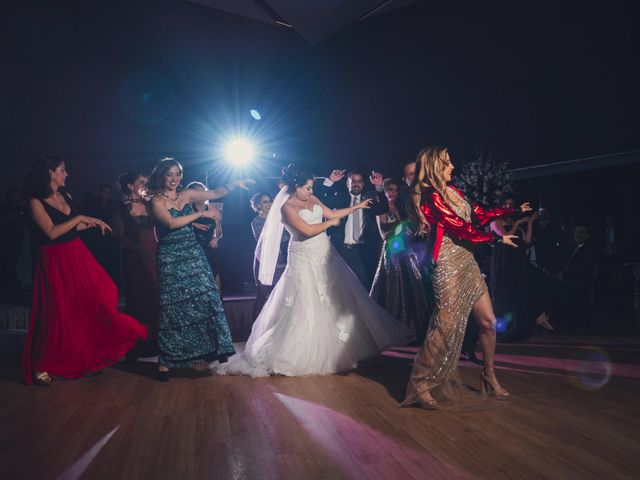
[156,204,235,368]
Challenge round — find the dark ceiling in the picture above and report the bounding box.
[186,0,420,44]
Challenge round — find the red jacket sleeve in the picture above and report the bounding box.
[422,191,494,244]
[472,204,516,226]
[448,186,515,225]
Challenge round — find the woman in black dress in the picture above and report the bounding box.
[23,156,146,385]
[112,171,160,356]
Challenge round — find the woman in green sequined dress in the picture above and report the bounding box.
[148,158,253,381]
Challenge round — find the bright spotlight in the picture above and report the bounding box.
[250,109,262,120]
[225,138,254,166]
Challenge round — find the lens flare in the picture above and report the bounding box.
[389,237,405,254]
[569,347,612,390]
[495,312,513,334]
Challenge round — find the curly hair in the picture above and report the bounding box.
[23,155,65,199]
[281,164,314,193]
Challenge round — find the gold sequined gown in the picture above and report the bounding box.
[402,186,508,405]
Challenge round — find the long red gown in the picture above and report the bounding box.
[22,196,147,384]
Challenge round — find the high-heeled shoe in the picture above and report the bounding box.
[481,371,510,400]
[400,393,440,410]
[413,399,440,410]
[157,369,171,382]
[536,313,554,331]
[34,371,53,386]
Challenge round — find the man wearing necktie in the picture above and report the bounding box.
[316,169,388,288]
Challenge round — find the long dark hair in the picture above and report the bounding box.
[118,170,143,196]
[147,157,183,196]
[281,164,313,193]
[23,155,64,199]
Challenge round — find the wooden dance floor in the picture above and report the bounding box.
[1,335,639,479]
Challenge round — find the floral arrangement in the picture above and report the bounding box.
[455,150,514,207]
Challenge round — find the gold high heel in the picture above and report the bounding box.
[413,399,440,410]
[34,371,53,386]
[536,313,554,331]
[481,371,509,400]
[400,392,440,410]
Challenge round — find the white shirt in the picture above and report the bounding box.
[344,193,363,244]
[323,178,383,245]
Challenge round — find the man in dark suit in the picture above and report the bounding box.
[549,224,597,331]
[557,224,598,331]
[397,160,416,202]
[402,160,416,187]
[316,169,388,288]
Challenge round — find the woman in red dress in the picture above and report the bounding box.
[22,156,147,385]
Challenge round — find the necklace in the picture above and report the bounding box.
[161,191,179,201]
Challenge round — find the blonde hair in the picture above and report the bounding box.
[409,146,460,232]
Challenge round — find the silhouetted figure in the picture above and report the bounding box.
[81,184,121,284]
[557,225,598,331]
[0,188,26,289]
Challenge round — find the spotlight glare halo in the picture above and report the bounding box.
[225,138,254,166]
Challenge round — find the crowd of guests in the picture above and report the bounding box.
[244,165,638,344]
[15,156,251,384]
[485,199,637,338]
[3,150,638,394]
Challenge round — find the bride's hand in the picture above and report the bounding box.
[355,198,373,210]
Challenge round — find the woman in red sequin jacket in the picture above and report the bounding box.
[401,146,531,409]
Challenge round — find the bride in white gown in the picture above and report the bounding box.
[214,166,408,377]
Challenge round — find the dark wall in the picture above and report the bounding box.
[515,162,640,260]
[2,0,639,196]
[0,0,319,197]
[306,1,640,171]
[2,0,639,292]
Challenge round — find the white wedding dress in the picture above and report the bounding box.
[214,204,408,377]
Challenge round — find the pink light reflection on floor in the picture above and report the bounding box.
[56,425,120,480]
[381,349,640,379]
[487,353,639,380]
[274,393,474,480]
